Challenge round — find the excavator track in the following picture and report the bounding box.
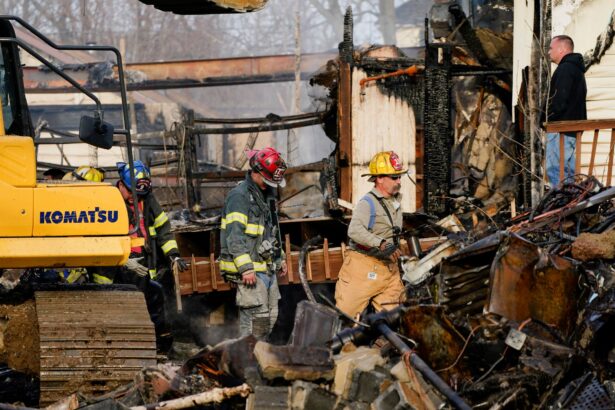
[35,290,157,405]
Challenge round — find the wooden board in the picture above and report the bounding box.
[178,246,344,295]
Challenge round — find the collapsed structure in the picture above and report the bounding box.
[3,0,615,408]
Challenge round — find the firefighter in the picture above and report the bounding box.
[42,167,66,180]
[114,160,187,282]
[62,165,105,183]
[114,160,187,351]
[219,147,288,339]
[335,151,406,319]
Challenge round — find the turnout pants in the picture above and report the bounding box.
[335,250,405,319]
[236,272,280,339]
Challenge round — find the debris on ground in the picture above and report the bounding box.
[3,176,615,409]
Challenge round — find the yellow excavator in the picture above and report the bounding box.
[0,1,269,402]
[0,16,155,405]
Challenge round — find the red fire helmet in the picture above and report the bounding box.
[247,147,287,188]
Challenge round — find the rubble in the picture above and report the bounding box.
[253,342,334,381]
[0,301,39,375]
[13,1,615,409]
[4,176,615,409]
[572,230,615,261]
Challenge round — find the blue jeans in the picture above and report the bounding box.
[546,132,576,186]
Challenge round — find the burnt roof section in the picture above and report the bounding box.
[137,0,268,14]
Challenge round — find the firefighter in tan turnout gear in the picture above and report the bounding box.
[219,147,288,339]
[335,151,407,319]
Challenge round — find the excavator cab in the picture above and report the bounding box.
[0,16,143,269]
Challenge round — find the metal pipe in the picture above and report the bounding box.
[193,117,322,135]
[359,65,420,90]
[0,38,102,110]
[298,236,321,303]
[376,322,472,410]
[194,111,325,124]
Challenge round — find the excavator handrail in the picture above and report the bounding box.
[0,38,103,113]
[0,15,141,235]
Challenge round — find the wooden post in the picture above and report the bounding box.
[608,128,615,187]
[285,234,294,283]
[173,264,183,312]
[210,253,217,291]
[183,110,199,210]
[589,129,599,176]
[306,249,313,281]
[323,238,331,280]
[338,62,353,203]
[575,131,582,176]
[559,132,565,183]
[191,254,198,293]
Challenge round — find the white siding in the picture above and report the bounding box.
[564,1,615,181]
[351,68,417,211]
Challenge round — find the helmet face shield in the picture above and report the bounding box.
[135,178,152,195]
[117,160,151,194]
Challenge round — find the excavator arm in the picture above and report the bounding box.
[137,0,268,14]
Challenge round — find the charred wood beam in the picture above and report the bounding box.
[448,4,491,68]
[22,53,337,93]
[337,7,354,204]
[193,162,324,180]
[193,117,323,135]
[450,67,511,77]
[423,40,453,216]
[194,111,325,124]
[184,110,199,210]
[129,383,251,410]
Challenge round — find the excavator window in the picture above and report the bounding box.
[0,43,16,133]
[0,18,34,137]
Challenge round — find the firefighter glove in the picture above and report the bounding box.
[258,239,274,259]
[124,257,148,277]
[172,256,188,272]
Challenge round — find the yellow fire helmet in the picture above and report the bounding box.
[361,151,407,179]
[63,165,105,182]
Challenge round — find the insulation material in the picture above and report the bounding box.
[350,68,417,212]
[452,78,516,208]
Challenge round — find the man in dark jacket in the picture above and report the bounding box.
[219,147,287,339]
[546,34,587,185]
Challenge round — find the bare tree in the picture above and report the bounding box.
[5,0,404,63]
